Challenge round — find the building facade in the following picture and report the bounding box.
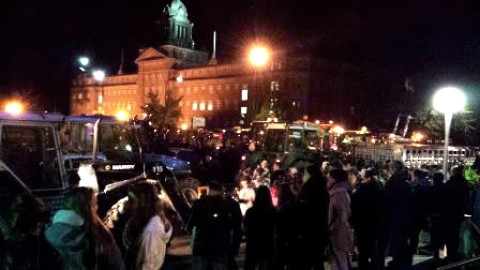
[71,0,367,129]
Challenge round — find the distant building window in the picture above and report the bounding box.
[127,104,132,110]
[78,93,83,99]
[241,106,248,114]
[192,101,198,111]
[241,89,248,101]
[208,101,213,111]
[270,81,280,91]
[292,99,301,108]
[199,102,205,111]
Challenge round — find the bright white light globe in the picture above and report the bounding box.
[92,70,106,82]
[433,87,466,114]
[78,56,90,67]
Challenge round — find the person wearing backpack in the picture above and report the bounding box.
[187,181,243,270]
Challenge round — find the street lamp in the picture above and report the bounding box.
[92,69,106,114]
[249,46,270,67]
[432,86,466,175]
[248,45,270,119]
[78,56,90,71]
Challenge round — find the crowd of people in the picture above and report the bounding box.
[1,183,173,270]
[2,157,480,270]
[187,158,480,270]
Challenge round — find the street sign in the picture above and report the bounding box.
[192,117,206,128]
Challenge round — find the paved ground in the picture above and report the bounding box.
[163,235,436,270]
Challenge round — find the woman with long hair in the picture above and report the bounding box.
[45,187,124,270]
[243,185,276,270]
[123,181,173,270]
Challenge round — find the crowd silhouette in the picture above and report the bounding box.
[2,158,480,270]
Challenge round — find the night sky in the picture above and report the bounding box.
[1,0,480,117]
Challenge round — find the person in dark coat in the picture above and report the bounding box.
[382,160,414,270]
[444,165,470,262]
[2,193,61,270]
[350,168,383,270]
[290,164,330,270]
[273,182,298,270]
[243,186,277,270]
[410,169,433,256]
[187,181,243,270]
[430,172,447,263]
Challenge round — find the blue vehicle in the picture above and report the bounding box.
[0,112,197,230]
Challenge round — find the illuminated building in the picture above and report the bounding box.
[71,0,367,129]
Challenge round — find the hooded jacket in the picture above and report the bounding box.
[45,209,124,270]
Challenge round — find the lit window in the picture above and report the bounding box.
[241,106,248,114]
[179,101,183,107]
[78,93,83,99]
[192,101,198,110]
[208,101,213,111]
[98,94,103,103]
[241,89,248,101]
[127,104,132,110]
[199,102,205,111]
[270,81,280,91]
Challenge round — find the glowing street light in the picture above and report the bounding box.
[92,69,106,82]
[78,56,90,67]
[432,86,466,175]
[115,110,129,121]
[5,101,24,115]
[331,125,345,135]
[92,69,106,114]
[248,46,270,67]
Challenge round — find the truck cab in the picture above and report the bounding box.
[250,120,322,168]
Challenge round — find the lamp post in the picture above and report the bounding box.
[92,69,106,114]
[432,86,466,175]
[248,45,270,119]
[78,56,90,72]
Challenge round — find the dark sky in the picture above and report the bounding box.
[1,0,480,114]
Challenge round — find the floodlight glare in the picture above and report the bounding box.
[78,56,90,67]
[92,70,106,82]
[249,46,270,67]
[5,101,24,115]
[433,87,466,114]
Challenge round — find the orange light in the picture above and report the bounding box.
[181,123,188,131]
[412,131,425,142]
[5,101,24,115]
[331,125,345,135]
[249,46,270,67]
[115,110,129,121]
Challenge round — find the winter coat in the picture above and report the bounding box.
[130,215,172,270]
[187,195,243,261]
[45,209,125,270]
[328,181,353,253]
